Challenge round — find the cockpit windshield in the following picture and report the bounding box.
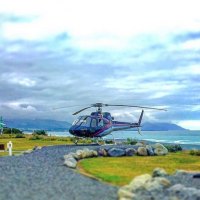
[72,116,106,128]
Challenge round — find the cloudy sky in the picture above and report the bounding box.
[0,0,200,130]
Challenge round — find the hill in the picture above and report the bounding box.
[142,122,186,131]
[4,119,186,131]
[4,119,71,131]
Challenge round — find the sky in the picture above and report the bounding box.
[0,0,200,130]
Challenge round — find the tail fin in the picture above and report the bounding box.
[138,110,144,126]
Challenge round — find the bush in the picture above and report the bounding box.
[164,144,182,152]
[29,135,44,140]
[189,149,200,156]
[105,140,115,144]
[15,134,25,138]
[33,130,47,136]
[3,128,23,134]
[125,138,138,145]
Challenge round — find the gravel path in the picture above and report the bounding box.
[0,145,118,200]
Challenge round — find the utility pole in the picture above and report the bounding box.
[0,116,5,135]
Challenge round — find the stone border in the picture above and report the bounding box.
[63,143,169,169]
[118,168,200,200]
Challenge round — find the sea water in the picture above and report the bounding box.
[48,130,200,149]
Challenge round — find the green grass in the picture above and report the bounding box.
[0,134,73,156]
[78,151,200,186]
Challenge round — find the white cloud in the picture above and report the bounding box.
[177,120,200,130]
[1,73,36,87]
[5,101,37,112]
[181,39,200,51]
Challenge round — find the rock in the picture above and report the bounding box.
[129,173,170,193]
[175,170,190,176]
[33,146,42,150]
[129,174,152,191]
[135,142,144,147]
[23,149,33,154]
[91,150,98,157]
[144,177,171,192]
[125,148,137,156]
[81,148,92,158]
[152,168,168,177]
[64,152,78,160]
[168,184,200,200]
[137,147,148,156]
[146,145,154,156]
[64,157,77,168]
[118,186,136,199]
[107,148,125,157]
[76,149,84,159]
[98,148,107,157]
[154,143,168,155]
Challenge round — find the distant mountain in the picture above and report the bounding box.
[4,119,71,131]
[4,119,186,131]
[142,122,186,131]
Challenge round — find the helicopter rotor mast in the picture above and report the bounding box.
[72,103,167,115]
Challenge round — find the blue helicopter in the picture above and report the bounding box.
[68,103,166,143]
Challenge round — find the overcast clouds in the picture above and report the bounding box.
[0,0,200,129]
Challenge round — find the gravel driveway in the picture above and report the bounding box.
[0,145,118,200]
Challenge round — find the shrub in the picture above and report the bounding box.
[125,138,138,145]
[105,140,115,144]
[29,135,43,140]
[33,130,47,136]
[189,149,200,156]
[3,128,23,134]
[164,144,182,152]
[15,134,25,138]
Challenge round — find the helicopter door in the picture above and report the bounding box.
[91,118,97,128]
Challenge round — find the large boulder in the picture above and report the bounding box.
[146,145,154,156]
[154,143,168,155]
[76,149,84,159]
[118,173,171,200]
[168,184,200,200]
[137,147,148,156]
[152,168,168,177]
[125,148,137,156]
[98,148,108,157]
[91,150,98,157]
[81,148,92,158]
[64,157,77,168]
[135,142,145,147]
[64,152,78,160]
[129,174,152,191]
[107,148,125,157]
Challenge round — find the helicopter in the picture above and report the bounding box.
[67,103,166,144]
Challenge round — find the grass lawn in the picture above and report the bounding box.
[0,134,73,156]
[78,151,200,186]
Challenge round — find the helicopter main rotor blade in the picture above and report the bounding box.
[72,106,93,115]
[105,104,167,111]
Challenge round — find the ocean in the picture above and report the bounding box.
[48,130,200,149]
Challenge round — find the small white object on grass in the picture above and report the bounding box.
[7,141,13,156]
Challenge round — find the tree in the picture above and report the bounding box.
[3,128,23,134]
[33,130,47,136]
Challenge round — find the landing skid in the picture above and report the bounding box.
[71,136,116,145]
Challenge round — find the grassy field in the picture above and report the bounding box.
[78,151,200,186]
[0,134,73,156]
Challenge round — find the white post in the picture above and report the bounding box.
[7,141,13,156]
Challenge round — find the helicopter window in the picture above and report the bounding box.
[98,118,104,127]
[91,119,97,128]
[73,116,86,126]
[84,117,91,127]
